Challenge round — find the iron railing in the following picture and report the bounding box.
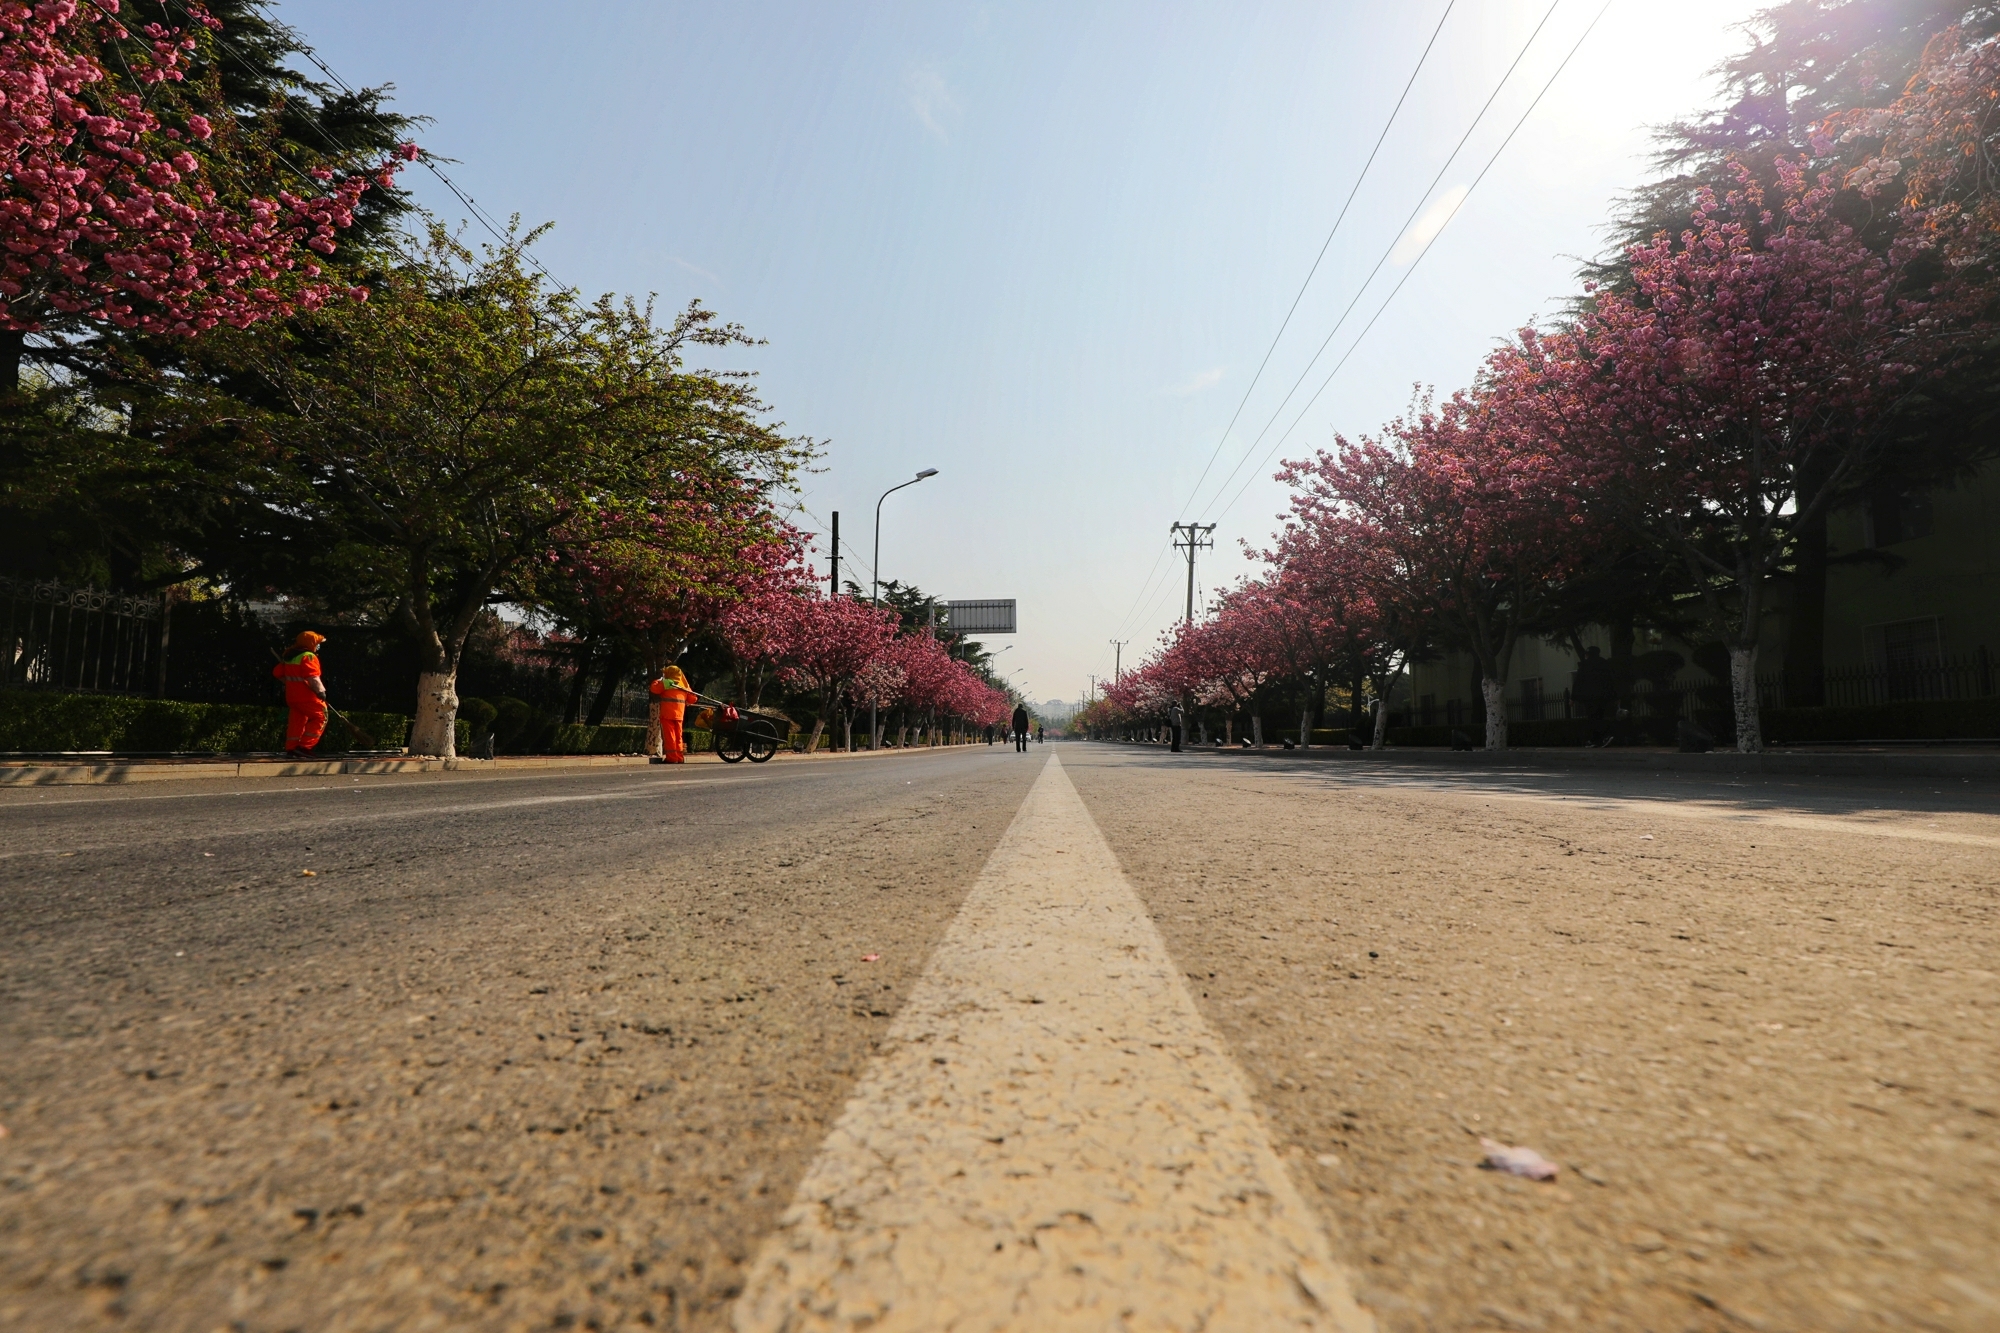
[1,577,164,695]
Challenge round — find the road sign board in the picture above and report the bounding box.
[947,599,1016,634]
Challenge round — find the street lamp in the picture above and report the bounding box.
[870,467,937,748]
[872,468,937,608]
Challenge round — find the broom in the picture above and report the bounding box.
[268,646,378,749]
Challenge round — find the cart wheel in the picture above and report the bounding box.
[745,722,779,763]
[717,733,747,763]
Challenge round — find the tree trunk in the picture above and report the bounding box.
[0,328,24,393]
[1784,510,1828,708]
[803,718,825,755]
[1250,714,1263,747]
[410,671,460,757]
[1731,645,1762,752]
[1298,706,1311,748]
[585,645,631,727]
[1371,696,1391,749]
[562,636,594,725]
[842,709,854,752]
[1481,675,1508,750]
[1224,717,1233,745]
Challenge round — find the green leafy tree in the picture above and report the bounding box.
[171,224,809,754]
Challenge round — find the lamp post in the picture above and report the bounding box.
[870,468,937,749]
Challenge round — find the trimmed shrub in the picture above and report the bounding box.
[0,691,408,754]
[1386,718,1594,747]
[1308,728,1355,747]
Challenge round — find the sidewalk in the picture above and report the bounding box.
[1102,739,2000,781]
[0,741,987,786]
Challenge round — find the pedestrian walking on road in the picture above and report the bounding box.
[1035,724,1044,744]
[1168,699,1185,753]
[273,631,329,758]
[1011,704,1030,752]
[649,664,698,764]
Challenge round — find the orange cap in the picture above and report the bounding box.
[290,630,326,651]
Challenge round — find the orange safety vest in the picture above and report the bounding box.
[649,677,695,716]
[272,651,324,708]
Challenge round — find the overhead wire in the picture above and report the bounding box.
[1208,0,1618,529]
[1184,0,1565,525]
[1172,0,1457,523]
[1107,2,1460,670]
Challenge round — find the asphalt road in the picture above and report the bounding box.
[3,744,1996,1332]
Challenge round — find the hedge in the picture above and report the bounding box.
[0,690,409,754]
[1763,697,2000,743]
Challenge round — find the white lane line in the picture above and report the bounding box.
[734,752,1372,1333]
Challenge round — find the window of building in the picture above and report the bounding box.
[1866,617,1945,700]
[1862,490,1934,548]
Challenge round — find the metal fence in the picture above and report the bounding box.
[2,576,164,695]
[1620,651,1998,721]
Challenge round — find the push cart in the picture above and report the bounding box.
[689,695,786,763]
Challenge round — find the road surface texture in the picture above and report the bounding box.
[1,743,1994,1331]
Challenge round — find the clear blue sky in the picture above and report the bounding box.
[285,0,1758,707]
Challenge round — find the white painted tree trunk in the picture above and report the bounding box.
[1250,715,1264,747]
[1371,698,1390,750]
[646,708,663,758]
[1298,708,1311,748]
[842,712,854,752]
[409,671,459,757]
[1481,675,1508,750]
[1730,644,1762,752]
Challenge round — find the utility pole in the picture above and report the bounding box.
[1170,522,1216,624]
[829,511,839,597]
[1108,639,1127,681]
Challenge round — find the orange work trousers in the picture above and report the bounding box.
[660,706,686,763]
[286,702,327,751]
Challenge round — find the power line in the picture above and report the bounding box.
[1173,0,1457,523]
[1185,0,1565,523]
[1112,6,1472,660]
[1209,0,1618,529]
[220,1,570,291]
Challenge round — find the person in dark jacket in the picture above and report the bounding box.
[1011,704,1030,752]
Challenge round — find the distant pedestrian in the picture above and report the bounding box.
[273,631,328,758]
[1035,724,1044,744]
[1168,700,1184,753]
[984,724,995,745]
[1011,704,1030,752]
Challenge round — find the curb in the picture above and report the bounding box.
[1092,741,2000,781]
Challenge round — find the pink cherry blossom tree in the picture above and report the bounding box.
[777,594,899,753]
[0,0,409,384]
[1281,389,1589,750]
[1513,163,1924,749]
